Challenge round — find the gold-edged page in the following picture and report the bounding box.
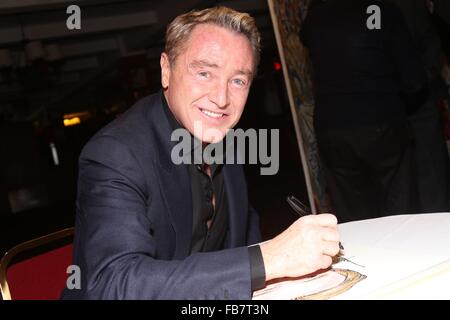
[252,268,366,300]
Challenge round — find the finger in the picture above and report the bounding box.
[318,255,333,270]
[314,214,338,227]
[322,228,340,242]
[322,241,340,257]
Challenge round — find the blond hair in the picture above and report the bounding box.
[165,6,261,73]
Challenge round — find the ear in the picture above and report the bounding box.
[160,53,171,89]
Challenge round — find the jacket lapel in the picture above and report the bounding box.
[157,163,192,258]
[223,164,247,247]
[149,92,192,258]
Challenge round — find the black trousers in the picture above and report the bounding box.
[316,120,420,223]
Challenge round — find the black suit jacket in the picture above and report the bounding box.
[62,91,261,299]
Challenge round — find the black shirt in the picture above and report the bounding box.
[189,158,229,253]
[161,92,265,290]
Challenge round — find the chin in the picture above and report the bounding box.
[190,120,229,144]
[200,132,227,144]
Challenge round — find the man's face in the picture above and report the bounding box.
[161,23,254,144]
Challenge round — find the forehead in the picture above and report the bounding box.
[182,23,254,72]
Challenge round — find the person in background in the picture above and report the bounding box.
[388,0,450,213]
[300,0,427,222]
[62,6,340,300]
[431,0,450,29]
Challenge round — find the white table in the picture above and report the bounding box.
[333,212,450,299]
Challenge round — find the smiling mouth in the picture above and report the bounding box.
[200,108,225,119]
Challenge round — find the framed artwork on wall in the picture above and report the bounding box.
[267,0,331,212]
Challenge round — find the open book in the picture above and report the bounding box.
[360,258,450,299]
[254,213,450,299]
[252,267,366,300]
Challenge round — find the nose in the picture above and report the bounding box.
[208,80,229,109]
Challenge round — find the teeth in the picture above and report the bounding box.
[201,109,224,118]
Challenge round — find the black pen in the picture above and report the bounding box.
[286,195,344,251]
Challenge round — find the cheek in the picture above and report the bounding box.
[184,79,210,106]
[231,91,249,115]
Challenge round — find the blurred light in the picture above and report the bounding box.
[63,117,80,126]
[64,111,91,119]
[63,111,91,126]
[49,142,60,166]
[274,61,282,71]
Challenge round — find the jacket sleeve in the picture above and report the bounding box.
[69,135,253,300]
[246,205,262,246]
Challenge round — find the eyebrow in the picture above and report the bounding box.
[189,59,253,78]
[189,59,219,69]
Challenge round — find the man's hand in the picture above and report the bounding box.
[260,214,340,281]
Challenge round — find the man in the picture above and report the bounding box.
[388,0,450,213]
[300,0,427,222]
[62,7,340,300]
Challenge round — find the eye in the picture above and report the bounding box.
[198,71,210,78]
[232,78,247,87]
